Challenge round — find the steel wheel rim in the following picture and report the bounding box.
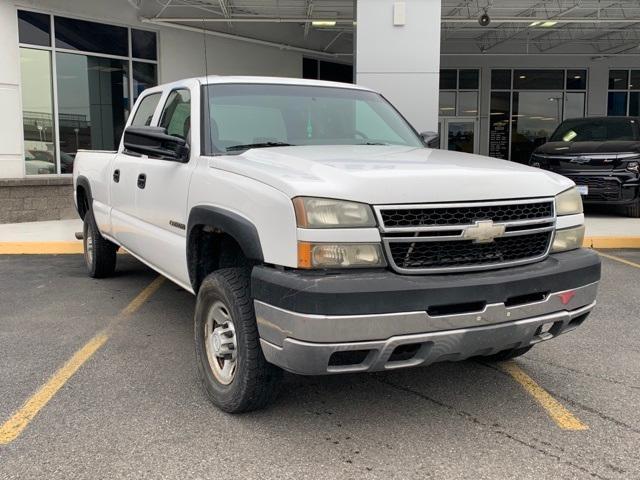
[85,225,94,266]
[204,300,238,385]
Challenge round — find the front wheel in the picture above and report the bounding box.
[83,210,117,278]
[194,268,282,413]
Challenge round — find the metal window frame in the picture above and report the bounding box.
[16,6,159,177]
[488,68,589,161]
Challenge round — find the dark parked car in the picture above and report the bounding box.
[530,117,640,217]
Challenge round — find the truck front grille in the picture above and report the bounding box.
[564,176,621,201]
[388,232,552,270]
[375,199,556,274]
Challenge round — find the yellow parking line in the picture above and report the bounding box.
[597,251,640,269]
[0,276,164,445]
[0,242,83,254]
[500,361,588,431]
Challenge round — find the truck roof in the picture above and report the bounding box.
[147,75,374,93]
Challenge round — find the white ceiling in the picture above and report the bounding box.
[134,0,640,59]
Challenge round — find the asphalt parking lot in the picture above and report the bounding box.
[0,251,639,479]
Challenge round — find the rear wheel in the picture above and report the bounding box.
[194,268,281,413]
[483,345,533,362]
[622,199,640,218]
[83,210,117,278]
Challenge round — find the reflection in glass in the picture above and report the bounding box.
[20,48,56,175]
[54,16,128,56]
[564,92,585,120]
[630,71,640,91]
[18,10,51,47]
[447,122,475,153]
[457,91,478,116]
[56,52,129,170]
[513,70,564,90]
[608,92,627,116]
[439,91,456,116]
[566,70,587,90]
[131,29,157,60]
[439,70,457,90]
[630,93,640,117]
[511,91,563,164]
[133,62,158,102]
[609,70,628,90]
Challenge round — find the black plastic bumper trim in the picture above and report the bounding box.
[251,249,601,316]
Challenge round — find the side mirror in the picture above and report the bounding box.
[420,131,440,149]
[123,126,189,162]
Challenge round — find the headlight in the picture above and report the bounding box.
[551,225,585,253]
[555,187,583,215]
[293,197,376,228]
[298,242,385,269]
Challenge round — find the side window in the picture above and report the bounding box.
[130,93,161,127]
[159,89,191,141]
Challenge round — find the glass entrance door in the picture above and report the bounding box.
[439,118,478,154]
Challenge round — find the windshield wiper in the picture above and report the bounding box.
[226,142,294,152]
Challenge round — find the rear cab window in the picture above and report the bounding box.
[130,93,161,127]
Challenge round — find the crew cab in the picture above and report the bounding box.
[73,76,600,413]
[530,116,640,217]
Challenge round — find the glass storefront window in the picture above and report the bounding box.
[458,70,479,90]
[56,52,130,170]
[439,91,456,116]
[566,70,587,90]
[630,71,640,90]
[609,70,629,90]
[629,92,640,117]
[457,91,478,116]
[608,92,628,116]
[511,91,563,163]
[564,92,585,120]
[17,10,158,175]
[439,70,457,90]
[54,17,128,56]
[491,70,511,90]
[513,70,564,90]
[131,29,157,60]
[20,48,56,175]
[18,11,50,47]
[133,62,158,102]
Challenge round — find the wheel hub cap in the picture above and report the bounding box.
[204,301,237,385]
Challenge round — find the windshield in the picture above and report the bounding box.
[549,118,639,143]
[201,83,423,154]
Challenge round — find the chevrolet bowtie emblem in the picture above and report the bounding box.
[462,220,506,243]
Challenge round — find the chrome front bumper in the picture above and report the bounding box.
[255,282,598,375]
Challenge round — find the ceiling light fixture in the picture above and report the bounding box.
[541,21,557,27]
[529,21,541,27]
[312,20,336,27]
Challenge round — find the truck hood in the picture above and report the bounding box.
[210,145,573,204]
[535,141,640,155]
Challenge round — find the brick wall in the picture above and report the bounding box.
[0,178,76,224]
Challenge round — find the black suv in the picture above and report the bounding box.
[530,117,640,217]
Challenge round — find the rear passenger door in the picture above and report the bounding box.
[132,87,195,287]
[110,91,162,246]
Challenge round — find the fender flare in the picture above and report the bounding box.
[75,175,93,219]
[187,205,264,286]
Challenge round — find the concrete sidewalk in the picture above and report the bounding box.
[0,215,638,252]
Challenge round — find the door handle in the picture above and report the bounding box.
[113,169,120,183]
[137,173,146,189]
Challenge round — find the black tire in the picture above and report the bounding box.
[194,268,282,413]
[622,199,640,218]
[483,345,533,362]
[83,210,117,278]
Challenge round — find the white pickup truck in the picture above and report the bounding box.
[74,76,600,413]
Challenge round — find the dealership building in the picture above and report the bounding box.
[1,0,639,223]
